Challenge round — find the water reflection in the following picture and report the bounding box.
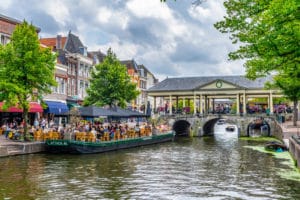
[0,125,300,199]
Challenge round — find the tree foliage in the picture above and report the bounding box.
[0,21,57,136]
[215,0,300,125]
[84,48,139,109]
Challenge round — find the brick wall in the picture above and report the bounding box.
[0,19,17,35]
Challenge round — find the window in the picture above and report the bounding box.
[79,63,84,76]
[68,79,71,95]
[1,35,5,45]
[60,79,65,94]
[71,79,75,96]
[72,64,76,76]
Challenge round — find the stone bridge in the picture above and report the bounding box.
[156,114,278,137]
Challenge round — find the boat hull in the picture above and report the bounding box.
[45,132,174,154]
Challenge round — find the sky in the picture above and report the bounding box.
[0,0,245,81]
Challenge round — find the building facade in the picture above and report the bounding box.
[40,32,93,107]
[0,14,43,125]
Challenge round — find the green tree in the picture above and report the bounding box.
[0,21,57,138]
[84,48,139,109]
[215,0,300,125]
[273,66,300,124]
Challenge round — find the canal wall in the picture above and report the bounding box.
[0,142,45,157]
[271,121,284,140]
[289,136,300,169]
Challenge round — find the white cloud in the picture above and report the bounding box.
[188,0,225,23]
[37,0,70,26]
[126,0,172,20]
[97,7,112,24]
[0,0,246,80]
[0,0,12,10]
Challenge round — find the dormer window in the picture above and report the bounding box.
[79,46,87,56]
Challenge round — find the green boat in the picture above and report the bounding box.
[45,131,174,154]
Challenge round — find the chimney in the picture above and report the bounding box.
[56,35,62,49]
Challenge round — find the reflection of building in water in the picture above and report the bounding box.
[248,118,270,137]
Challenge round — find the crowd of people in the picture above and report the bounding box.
[0,117,171,142]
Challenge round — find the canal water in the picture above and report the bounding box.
[1,124,300,200]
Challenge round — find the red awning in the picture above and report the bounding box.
[0,102,43,113]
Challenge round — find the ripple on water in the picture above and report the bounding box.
[1,134,300,199]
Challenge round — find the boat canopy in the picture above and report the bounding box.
[79,106,147,118]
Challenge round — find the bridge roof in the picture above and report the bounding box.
[147,75,273,92]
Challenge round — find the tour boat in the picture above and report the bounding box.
[45,131,174,154]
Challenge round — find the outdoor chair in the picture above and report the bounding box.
[76,132,86,141]
[114,130,121,140]
[51,132,60,140]
[34,129,43,141]
[86,132,96,142]
[43,131,52,141]
[101,132,110,141]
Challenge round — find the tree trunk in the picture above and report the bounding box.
[293,100,298,127]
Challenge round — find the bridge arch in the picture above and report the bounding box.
[172,120,191,136]
[202,118,220,136]
[247,119,271,137]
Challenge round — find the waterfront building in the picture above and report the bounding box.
[0,14,43,125]
[88,50,106,65]
[121,60,141,110]
[120,60,159,114]
[137,64,158,114]
[40,32,93,110]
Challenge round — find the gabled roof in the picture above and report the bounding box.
[0,14,41,33]
[64,32,85,54]
[88,50,106,64]
[147,75,273,92]
[39,37,67,50]
[138,64,157,80]
[121,60,138,71]
[0,14,22,25]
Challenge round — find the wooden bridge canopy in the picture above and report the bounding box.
[147,75,283,115]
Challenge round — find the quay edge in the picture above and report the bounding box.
[0,140,45,157]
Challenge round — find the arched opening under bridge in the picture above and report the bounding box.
[247,119,271,137]
[173,120,191,136]
[202,118,220,136]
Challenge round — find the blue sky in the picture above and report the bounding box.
[0,0,245,81]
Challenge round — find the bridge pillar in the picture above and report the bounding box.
[236,94,240,115]
[200,94,203,114]
[169,95,172,115]
[154,97,156,112]
[243,92,246,116]
[269,91,274,114]
[193,93,196,115]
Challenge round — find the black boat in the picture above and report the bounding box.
[217,119,226,125]
[264,141,288,152]
[45,131,174,154]
[225,125,235,132]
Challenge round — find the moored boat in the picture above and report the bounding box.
[264,141,288,152]
[45,131,174,154]
[225,125,235,132]
[217,119,226,125]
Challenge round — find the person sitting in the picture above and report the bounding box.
[109,129,115,140]
[4,125,10,139]
[135,125,140,137]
